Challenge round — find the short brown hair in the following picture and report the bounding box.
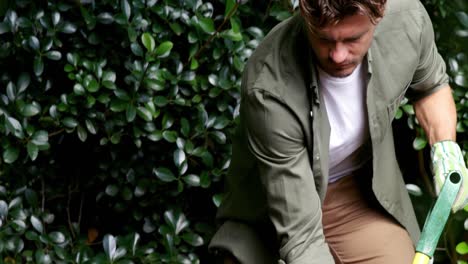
[299,0,386,29]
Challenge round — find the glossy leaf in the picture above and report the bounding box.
[141,33,155,52]
[49,231,66,244]
[30,215,44,234]
[121,0,131,20]
[6,116,24,138]
[155,41,174,57]
[103,234,117,260]
[173,149,186,167]
[17,72,30,94]
[182,232,204,247]
[413,137,427,151]
[199,17,215,34]
[27,142,39,161]
[153,167,176,182]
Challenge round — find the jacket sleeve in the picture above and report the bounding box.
[242,88,334,264]
[407,2,449,100]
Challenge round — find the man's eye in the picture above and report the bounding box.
[346,37,360,43]
[319,37,332,43]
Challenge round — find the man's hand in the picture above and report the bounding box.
[431,140,468,212]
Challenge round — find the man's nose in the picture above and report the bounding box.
[329,43,348,64]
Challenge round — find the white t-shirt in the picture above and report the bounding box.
[318,63,371,183]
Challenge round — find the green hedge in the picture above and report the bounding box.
[0,0,466,263]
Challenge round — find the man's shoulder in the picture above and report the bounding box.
[385,0,422,15]
[242,14,308,98]
[379,0,426,29]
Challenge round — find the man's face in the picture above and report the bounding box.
[307,14,378,78]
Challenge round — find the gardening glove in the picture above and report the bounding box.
[431,140,468,212]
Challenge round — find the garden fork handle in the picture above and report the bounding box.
[412,171,462,264]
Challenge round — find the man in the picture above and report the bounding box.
[209,0,468,263]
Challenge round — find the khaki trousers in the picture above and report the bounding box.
[323,175,415,264]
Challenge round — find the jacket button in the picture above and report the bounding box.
[315,155,320,161]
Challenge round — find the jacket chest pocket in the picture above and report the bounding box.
[370,82,411,144]
[387,82,411,121]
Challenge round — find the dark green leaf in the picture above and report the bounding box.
[154,96,168,107]
[402,104,414,115]
[85,119,97,134]
[35,250,52,264]
[114,89,131,100]
[110,99,127,112]
[247,27,264,38]
[214,116,230,129]
[153,167,176,182]
[45,51,61,60]
[155,41,174,57]
[73,83,85,95]
[0,22,9,34]
[6,117,24,138]
[170,22,183,35]
[30,215,44,234]
[137,106,152,121]
[22,103,41,117]
[121,0,131,20]
[28,36,40,50]
[455,12,468,28]
[126,104,136,122]
[199,17,215,34]
[0,200,8,219]
[7,81,15,101]
[221,29,242,41]
[173,149,186,168]
[25,189,38,208]
[200,171,211,188]
[131,43,144,57]
[456,241,468,255]
[86,78,100,92]
[32,130,48,146]
[225,0,236,16]
[183,174,200,187]
[412,137,427,151]
[27,142,39,161]
[97,12,114,24]
[211,131,226,144]
[105,185,119,197]
[141,32,155,52]
[8,197,22,210]
[77,125,88,142]
[162,114,174,129]
[394,108,403,119]
[62,117,78,128]
[164,210,189,235]
[33,56,44,76]
[182,232,204,247]
[455,74,467,87]
[60,22,77,33]
[17,72,31,94]
[49,231,66,244]
[162,130,178,142]
[12,219,26,232]
[103,234,116,260]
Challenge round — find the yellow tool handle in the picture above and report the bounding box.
[413,252,430,264]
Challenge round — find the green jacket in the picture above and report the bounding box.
[210,0,449,263]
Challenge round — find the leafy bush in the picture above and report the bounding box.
[0,0,466,263]
[0,0,298,262]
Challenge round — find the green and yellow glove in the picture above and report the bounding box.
[431,140,468,212]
